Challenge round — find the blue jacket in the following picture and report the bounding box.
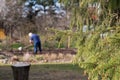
[30,34,40,43]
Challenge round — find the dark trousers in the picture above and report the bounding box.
[34,41,42,54]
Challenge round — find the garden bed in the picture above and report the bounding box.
[0,48,77,64]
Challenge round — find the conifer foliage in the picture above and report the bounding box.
[60,0,120,80]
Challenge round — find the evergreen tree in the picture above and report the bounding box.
[59,0,120,80]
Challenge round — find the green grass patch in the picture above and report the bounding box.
[31,63,81,71]
[10,43,24,49]
[0,44,2,49]
[0,63,87,80]
[0,63,82,71]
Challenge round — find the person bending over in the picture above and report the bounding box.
[28,32,42,54]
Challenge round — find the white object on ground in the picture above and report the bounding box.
[18,47,22,51]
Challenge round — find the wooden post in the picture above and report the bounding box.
[68,36,70,48]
